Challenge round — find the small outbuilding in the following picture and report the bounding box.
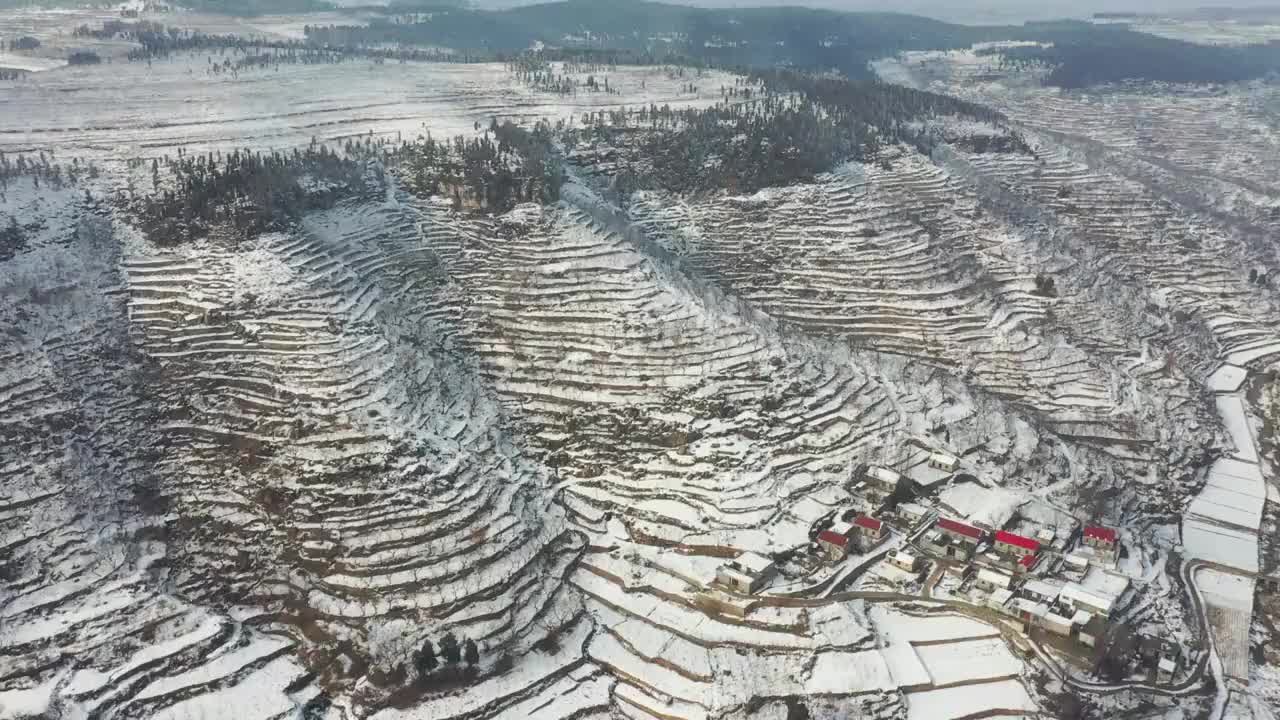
[928,452,960,473]
[889,550,920,573]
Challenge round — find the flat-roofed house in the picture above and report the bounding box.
[715,552,776,595]
[1041,611,1074,636]
[928,452,960,473]
[889,550,920,573]
[1021,579,1064,604]
[975,568,1013,593]
[1060,582,1117,618]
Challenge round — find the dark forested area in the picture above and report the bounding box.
[122,121,563,245]
[393,120,564,212]
[571,71,1026,195]
[304,0,1007,79]
[126,145,382,245]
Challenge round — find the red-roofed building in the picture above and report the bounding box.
[853,514,886,549]
[817,521,855,560]
[995,531,1040,558]
[1016,553,1038,573]
[936,518,984,545]
[1083,526,1118,552]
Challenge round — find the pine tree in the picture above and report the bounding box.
[440,633,461,664]
[464,638,479,666]
[417,639,438,676]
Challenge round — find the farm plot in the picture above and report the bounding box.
[0,44,738,163]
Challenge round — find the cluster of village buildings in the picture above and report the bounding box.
[704,458,1182,684]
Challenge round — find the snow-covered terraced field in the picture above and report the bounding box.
[0,179,325,718]
[402,193,907,555]
[118,197,587,701]
[621,147,1215,509]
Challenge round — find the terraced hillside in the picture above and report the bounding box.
[617,148,1216,512]
[0,178,327,719]
[120,195,586,708]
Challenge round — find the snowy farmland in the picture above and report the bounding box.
[6,8,1280,720]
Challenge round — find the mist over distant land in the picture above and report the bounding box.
[470,0,1280,25]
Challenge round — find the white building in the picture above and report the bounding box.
[988,588,1015,614]
[928,452,960,473]
[1021,579,1064,604]
[865,466,903,494]
[1060,582,1116,617]
[897,502,929,526]
[716,552,776,595]
[975,568,1013,593]
[889,550,920,572]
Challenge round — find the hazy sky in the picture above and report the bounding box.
[477,0,1280,25]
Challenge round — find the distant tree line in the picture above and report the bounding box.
[67,51,102,66]
[6,36,40,51]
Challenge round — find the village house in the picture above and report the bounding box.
[853,514,886,550]
[1015,553,1038,574]
[817,521,855,561]
[926,517,983,560]
[928,452,960,473]
[987,588,1015,615]
[937,517,984,546]
[864,466,903,499]
[1083,525,1118,555]
[1060,582,1117,618]
[889,550,920,573]
[994,530,1040,558]
[1013,597,1049,629]
[1021,579,1064,604]
[1063,551,1090,573]
[715,552,776,595]
[897,502,929,526]
[975,568,1013,593]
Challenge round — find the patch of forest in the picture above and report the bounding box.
[569,71,1026,195]
[123,122,564,245]
[391,120,564,212]
[987,23,1280,87]
[123,144,384,246]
